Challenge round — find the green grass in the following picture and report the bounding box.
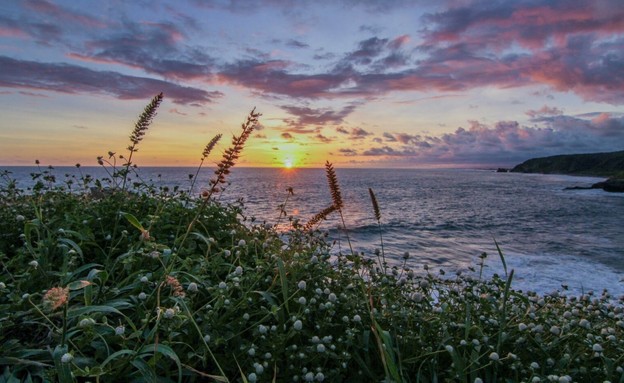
[1,96,623,382]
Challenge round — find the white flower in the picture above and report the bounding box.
[223,250,231,257]
[61,353,73,363]
[187,282,198,292]
[140,276,149,283]
[298,281,307,290]
[489,352,499,361]
[219,281,227,289]
[0,282,6,289]
[255,362,264,374]
[304,372,314,382]
[28,260,39,269]
[243,313,250,320]
[115,325,125,336]
[258,325,268,334]
[203,334,211,343]
[445,345,454,353]
[328,293,337,302]
[235,266,243,275]
[247,372,257,382]
[315,372,325,381]
[293,320,303,331]
[79,318,95,327]
[518,323,528,331]
[16,215,24,222]
[579,319,591,329]
[474,378,483,383]
[164,308,175,319]
[353,314,361,323]
[316,344,326,353]
[248,347,256,356]
[298,297,307,305]
[592,343,603,352]
[138,292,147,300]
[550,326,561,335]
[530,362,540,369]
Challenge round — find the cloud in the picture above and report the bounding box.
[281,132,294,140]
[361,113,624,165]
[526,105,564,118]
[0,56,222,105]
[315,134,333,143]
[281,104,358,128]
[339,148,358,156]
[336,126,373,140]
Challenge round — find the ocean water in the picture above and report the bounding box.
[3,166,624,296]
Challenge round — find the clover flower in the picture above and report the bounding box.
[298,280,307,290]
[293,320,303,330]
[489,352,499,361]
[138,292,147,300]
[187,282,198,293]
[115,325,125,336]
[164,308,176,319]
[258,325,268,334]
[316,344,326,353]
[248,373,257,382]
[235,266,243,275]
[353,314,361,322]
[28,260,39,269]
[60,353,73,363]
[164,275,185,297]
[43,286,69,310]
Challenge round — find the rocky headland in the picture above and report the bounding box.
[510,150,624,192]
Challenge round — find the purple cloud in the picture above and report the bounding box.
[0,56,222,105]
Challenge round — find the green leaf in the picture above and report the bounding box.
[137,344,182,383]
[52,345,74,383]
[120,211,145,232]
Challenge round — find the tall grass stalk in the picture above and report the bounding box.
[325,161,354,255]
[122,92,163,192]
[189,134,222,195]
[369,188,387,273]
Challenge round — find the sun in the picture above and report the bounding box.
[284,159,293,169]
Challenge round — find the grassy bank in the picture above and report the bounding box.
[1,96,623,382]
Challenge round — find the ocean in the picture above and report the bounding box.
[3,166,623,296]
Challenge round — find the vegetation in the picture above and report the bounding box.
[511,151,624,178]
[1,95,623,382]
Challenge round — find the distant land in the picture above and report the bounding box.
[510,150,624,192]
[510,150,624,177]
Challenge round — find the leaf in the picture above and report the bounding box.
[277,259,290,315]
[137,344,182,383]
[52,345,74,383]
[494,239,507,278]
[120,211,145,232]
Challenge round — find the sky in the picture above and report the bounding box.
[0,0,623,168]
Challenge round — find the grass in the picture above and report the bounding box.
[1,95,623,383]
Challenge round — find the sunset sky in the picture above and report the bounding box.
[1,0,623,168]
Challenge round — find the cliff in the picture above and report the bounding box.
[510,151,624,177]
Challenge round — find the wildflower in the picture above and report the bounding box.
[489,352,499,361]
[254,363,264,374]
[248,347,256,356]
[60,353,73,363]
[238,239,246,247]
[353,314,361,323]
[298,280,307,290]
[550,325,561,335]
[187,282,198,292]
[328,293,337,302]
[475,379,483,383]
[243,313,250,320]
[43,286,69,310]
[317,344,326,353]
[16,215,24,222]
[164,308,175,319]
[148,251,160,259]
[0,282,6,289]
[248,373,257,382]
[164,275,185,297]
[298,297,307,305]
[518,323,528,331]
[219,281,227,290]
[258,325,268,334]
[592,343,603,352]
[223,250,231,257]
[315,372,325,381]
[138,292,147,300]
[140,229,151,241]
[304,372,314,382]
[140,276,149,283]
[28,260,39,269]
[200,188,210,199]
[530,362,540,369]
[293,320,303,331]
[203,335,211,343]
[115,325,125,336]
[445,345,454,353]
[579,318,591,329]
[162,249,172,256]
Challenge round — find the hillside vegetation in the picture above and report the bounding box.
[510,151,624,177]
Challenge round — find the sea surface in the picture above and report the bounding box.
[3,166,624,296]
